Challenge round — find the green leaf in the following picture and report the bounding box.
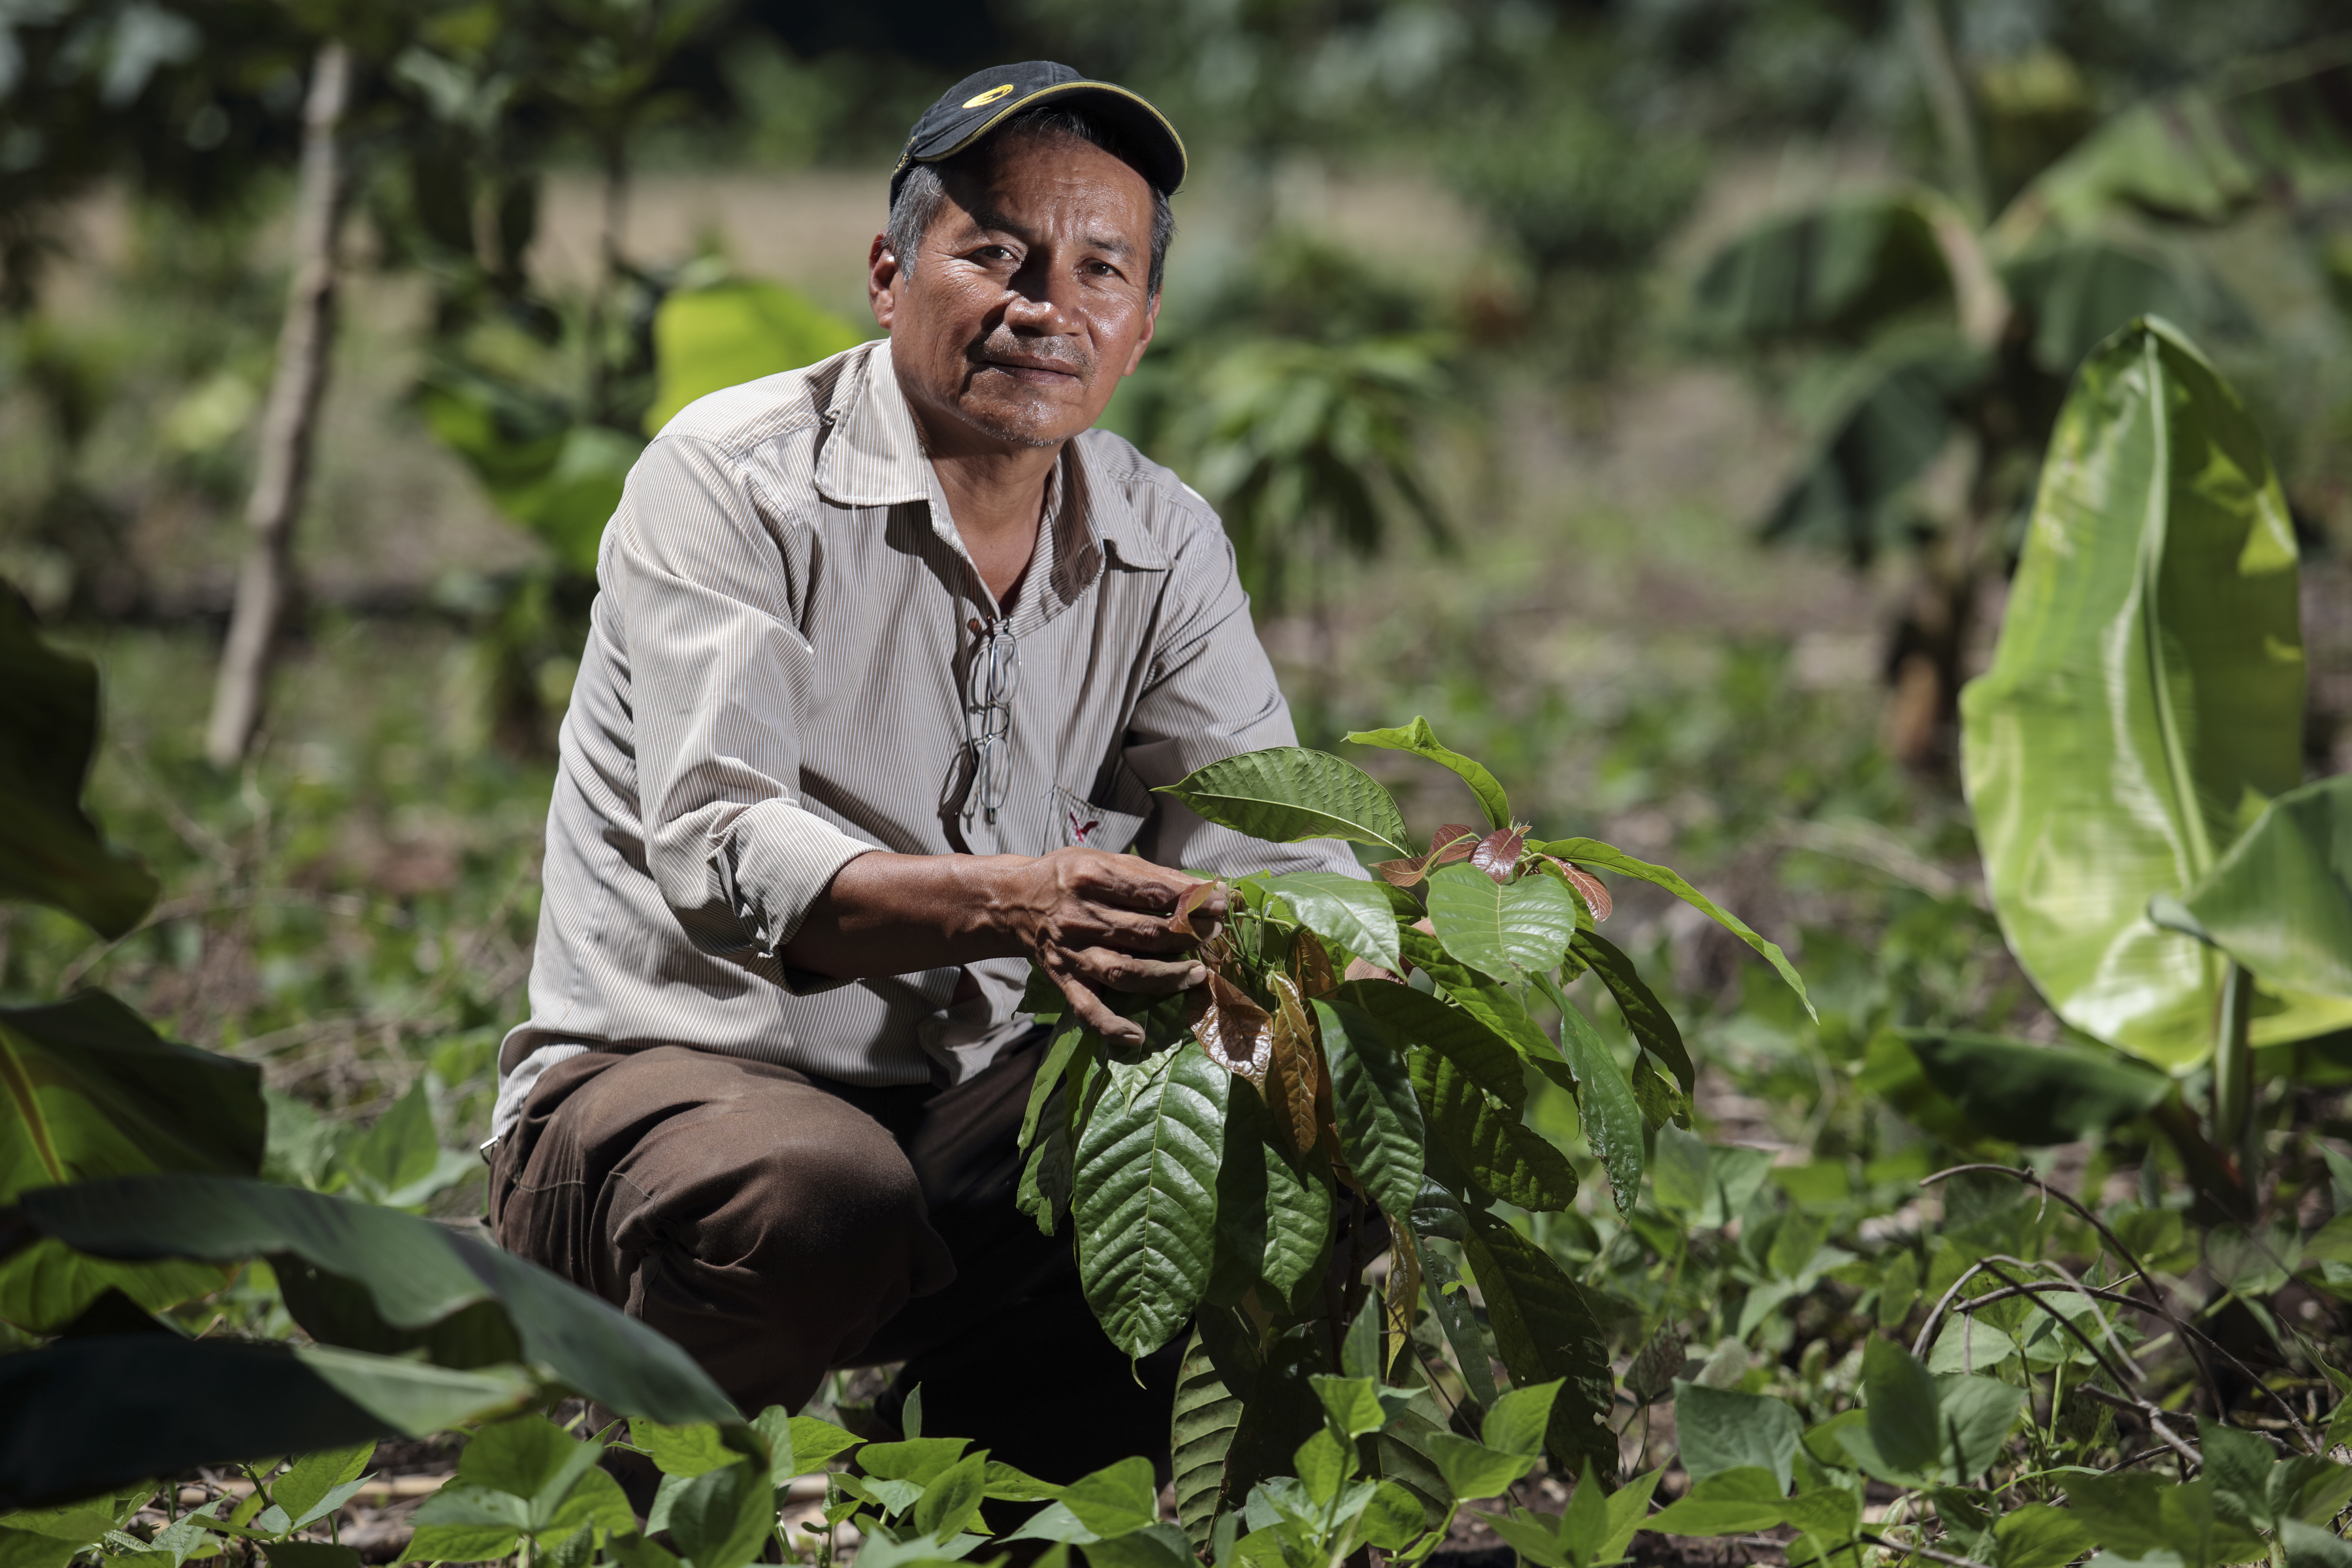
[1343,718,1511,831]
[1333,980,1522,1108]
[660,1459,774,1568]
[2283,1519,2352,1568]
[1959,319,2336,1066]
[1262,872,1403,975]
[1158,749,1411,857]
[1411,1049,1576,1213]
[629,1420,737,1479]
[1420,1435,1534,1504]
[1062,1456,1160,1539]
[1535,840,1812,1019]
[1426,864,1576,983]
[2001,239,2213,380]
[1416,1239,1499,1409]
[1356,1483,1427,1553]
[1460,1213,1615,1476]
[1991,1503,2098,1568]
[1938,1375,2027,1483]
[0,587,159,937]
[1397,930,1558,1064]
[913,1452,990,1544]
[1671,1383,1800,1493]
[1690,195,1954,346]
[1568,932,1693,1097]
[1171,1328,1242,1550]
[757,1411,860,1482]
[333,1079,463,1211]
[1901,1030,2173,1145]
[2157,775,2352,1000]
[1859,1338,1941,1478]
[1204,1074,1329,1306]
[646,280,865,434]
[1073,1044,1228,1358]
[1315,998,1425,1221]
[272,1442,374,1530]
[8,1174,734,1423]
[1480,1382,1563,1460]
[1644,1468,1789,1536]
[1926,1318,2016,1376]
[1019,1017,1088,1156]
[1539,977,1643,1217]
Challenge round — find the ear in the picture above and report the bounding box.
[1122,291,1160,377]
[868,233,903,330]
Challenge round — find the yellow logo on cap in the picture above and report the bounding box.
[962,84,1016,108]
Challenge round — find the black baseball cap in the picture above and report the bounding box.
[890,61,1186,204]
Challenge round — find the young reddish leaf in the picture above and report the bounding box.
[1292,930,1339,1000]
[1168,878,1224,936]
[1374,858,1428,888]
[1536,857,1612,921]
[1471,828,1525,885]
[1432,825,1483,862]
[1190,974,1271,1087]
[1266,974,1324,1156]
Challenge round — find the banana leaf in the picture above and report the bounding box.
[644,280,865,434]
[2150,775,2352,1002]
[1688,195,1954,347]
[1958,318,2339,1068]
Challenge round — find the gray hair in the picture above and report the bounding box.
[887,106,1175,298]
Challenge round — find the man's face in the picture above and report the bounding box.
[870,131,1160,453]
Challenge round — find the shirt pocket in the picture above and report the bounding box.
[1048,783,1149,854]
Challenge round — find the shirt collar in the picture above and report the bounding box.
[813,338,1171,578]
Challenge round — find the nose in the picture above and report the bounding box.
[1003,252,1081,335]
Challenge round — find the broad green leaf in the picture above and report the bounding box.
[334,1079,466,1211]
[1644,1468,1789,1536]
[1293,1428,1352,1506]
[1938,1375,2027,1483]
[1333,980,1522,1108]
[1901,1030,2172,1145]
[1072,1524,1194,1568]
[2002,238,2212,379]
[1535,840,1813,1019]
[0,1335,529,1513]
[913,1453,990,1544]
[1061,1456,1160,1538]
[1648,1124,1772,1230]
[1690,195,1953,347]
[1416,1239,1498,1408]
[1959,319,2328,1066]
[1926,1318,2016,1375]
[1357,1483,1426,1552]
[1671,1383,1800,1493]
[1158,749,1411,857]
[272,1442,374,1530]
[419,378,642,576]
[1860,1338,1941,1478]
[1569,931,1693,1097]
[0,589,158,937]
[1538,975,1642,1216]
[1019,1016,1088,1156]
[857,1438,970,1487]
[1262,872,1402,975]
[1073,1045,1228,1358]
[1398,930,1559,1065]
[1993,1504,2097,1568]
[1205,1078,1329,1305]
[1420,1435,1533,1504]
[629,1420,736,1478]
[660,1459,774,1568]
[1426,864,1576,983]
[1343,717,1511,830]
[9,1175,734,1423]
[1461,1213,1615,1476]
[2284,1519,2352,1568]
[646,280,865,434]
[1315,998,1425,1220]
[2156,774,2352,1000]
[1410,1049,1576,1213]
[1480,1381,1563,1460]
[1171,1329,1242,1550]
[755,1411,861,1482]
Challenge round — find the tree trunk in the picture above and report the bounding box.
[204,42,351,769]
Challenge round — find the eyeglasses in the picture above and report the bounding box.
[962,617,1020,826]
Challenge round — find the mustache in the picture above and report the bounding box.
[968,330,1091,378]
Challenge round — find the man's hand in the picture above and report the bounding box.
[990,848,1226,1043]
[779,847,1226,1046]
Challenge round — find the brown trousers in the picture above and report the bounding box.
[487,1034,1182,1484]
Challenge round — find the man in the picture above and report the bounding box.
[486,62,1364,1481]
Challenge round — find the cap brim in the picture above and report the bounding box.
[904,80,1186,195]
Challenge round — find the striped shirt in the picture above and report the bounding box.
[492,338,1362,1139]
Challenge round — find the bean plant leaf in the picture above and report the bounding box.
[1314,997,1425,1220]
[1673,1382,1802,1492]
[1535,840,1813,1019]
[0,587,159,938]
[2155,774,2352,1001]
[1263,872,1403,976]
[1159,749,1411,857]
[6,1174,735,1422]
[1570,931,1694,1097]
[1461,1213,1615,1475]
[1426,864,1576,983]
[1411,1048,1576,1213]
[1959,318,2340,1065]
[1073,1043,1228,1358]
[1901,1030,2172,1145]
[1333,980,1523,1109]
[1344,718,1511,831]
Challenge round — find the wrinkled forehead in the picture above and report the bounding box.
[929,128,1157,247]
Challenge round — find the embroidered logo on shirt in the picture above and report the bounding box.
[1068,809,1102,845]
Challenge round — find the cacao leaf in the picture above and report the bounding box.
[1535,839,1812,1018]
[1535,857,1612,922]
[1208,1077,1333,1305]
[1426,864,1577,983]
[1314,996,1426,1222]
[1292,930,1339,999]
[1417,1239,1498,1407]
[1159,749,1411,857]
[1073,1044,1229,1358]
[1537,975,1644,1216]
[1471,830,1525,885]
[1332,980,1523,1107]
[1171,1328,1242,1550]
[1462,1213,1616,1477]
[1571,930,1694,1098]
[1344,719,1512,832]
[1262,872,1403,977]
[1190,975,1271,1088]
[1411,1050,1578,1213]
[1397,928,1560,1068]
[1265,975,1323,1156]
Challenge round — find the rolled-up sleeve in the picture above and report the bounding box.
[1123,521,1368,882]
[606,433,879,973]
